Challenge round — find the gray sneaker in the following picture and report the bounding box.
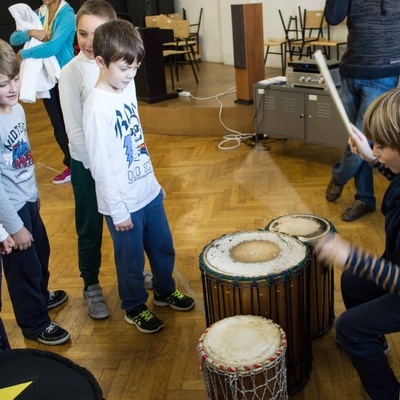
[144,270,153,290]
[83,284,110,319]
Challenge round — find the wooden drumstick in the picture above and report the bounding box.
[314,50,353,137]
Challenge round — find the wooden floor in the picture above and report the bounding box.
[2,62,398,399]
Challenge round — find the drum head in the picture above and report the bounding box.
[198,315,286,372]
[201,230,308,278]
[0,349,103,400]
[266,214,331,243]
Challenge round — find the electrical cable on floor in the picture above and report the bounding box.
[189,87,254,150]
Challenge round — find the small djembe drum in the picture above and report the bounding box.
[266,214,336,338]
[199,230,312,394]
[198,315,288,400]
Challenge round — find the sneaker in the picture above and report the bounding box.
[53,167,71,185]
[124,305,164,333]
[37,322,70,345]
[144,270,153,290]
[47,290,68,310]
[83,284,110,319]
[341,200,375,222]
[325,177,343,202]
[153,289,195,311]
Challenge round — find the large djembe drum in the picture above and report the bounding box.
[266,214,336,338]
[199,230,312,393]
[198,315,288,400]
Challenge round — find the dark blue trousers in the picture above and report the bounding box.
[2,202,51,339]
[0,262,10,350]
[42,84,71,167]
[336,269,400,400]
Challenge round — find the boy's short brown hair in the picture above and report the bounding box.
[76,0,117,25]
[0,39,20,78]
[363,88,400,152]
[93,19,145,66]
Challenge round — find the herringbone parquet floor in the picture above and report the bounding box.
[2,63,398,400]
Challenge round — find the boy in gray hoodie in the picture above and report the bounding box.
[0,39,69,345]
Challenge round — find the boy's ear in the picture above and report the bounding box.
[95,55,106,69]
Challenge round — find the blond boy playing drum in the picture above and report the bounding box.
[315,88,400,400]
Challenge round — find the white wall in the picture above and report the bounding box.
[173,0,348,67]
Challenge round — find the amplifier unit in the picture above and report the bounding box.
[286,59,340,89]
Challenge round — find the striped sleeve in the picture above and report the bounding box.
[344,247,400,294]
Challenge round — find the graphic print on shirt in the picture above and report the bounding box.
[2,121,34,183]
[115,102,152,181]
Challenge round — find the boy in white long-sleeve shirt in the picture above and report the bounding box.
[59,0,152,320]
[83,20,194,334]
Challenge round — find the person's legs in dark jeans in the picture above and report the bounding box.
[42,84,71,183]
[0,263,10,350]
[336,293,400,400]
[2,202,51,339]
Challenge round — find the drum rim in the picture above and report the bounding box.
[198,316,287,374]
[199,230,311,281]
[265,213,337,241]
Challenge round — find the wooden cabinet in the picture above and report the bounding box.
[253,83,349,148]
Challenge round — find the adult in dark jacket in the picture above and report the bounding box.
[316,88,400,400]
[324,0,400,221]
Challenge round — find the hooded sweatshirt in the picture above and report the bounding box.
[324,0,400,79]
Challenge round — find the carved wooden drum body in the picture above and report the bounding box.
[266,214,335,338]
[198,315,288,400]
[199,230,312,393]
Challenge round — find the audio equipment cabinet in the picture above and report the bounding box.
[253,83,349,148]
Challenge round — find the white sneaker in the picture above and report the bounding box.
[83,284,110,319]
[144,270,153,290]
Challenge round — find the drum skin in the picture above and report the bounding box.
[199,230,312,394]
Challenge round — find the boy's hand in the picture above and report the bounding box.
[314,233,351,268]
[1,235,15,255]
[11,226,34,250]
[348,124,375,163]
[115,217,134,231]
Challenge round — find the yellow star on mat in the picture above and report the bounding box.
[0,381,33,399]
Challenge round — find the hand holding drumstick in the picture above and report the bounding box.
[314,233,352,269]
[314,125,377,268]
[348,124,377,164]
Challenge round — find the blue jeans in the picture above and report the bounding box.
[336,269,400,399]
[105,191,176,312]
[2,202,51,339]
[332,76,399,207]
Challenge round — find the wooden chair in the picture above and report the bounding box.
[263,38,287,75]
[162,18,200,71]
[144,14,169,28]
[183,8,203,60]
[310,15,347,60]
[288,8,325,60]
[278,10,302,62]
[144,16,199,90]
[166,13,182,20]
